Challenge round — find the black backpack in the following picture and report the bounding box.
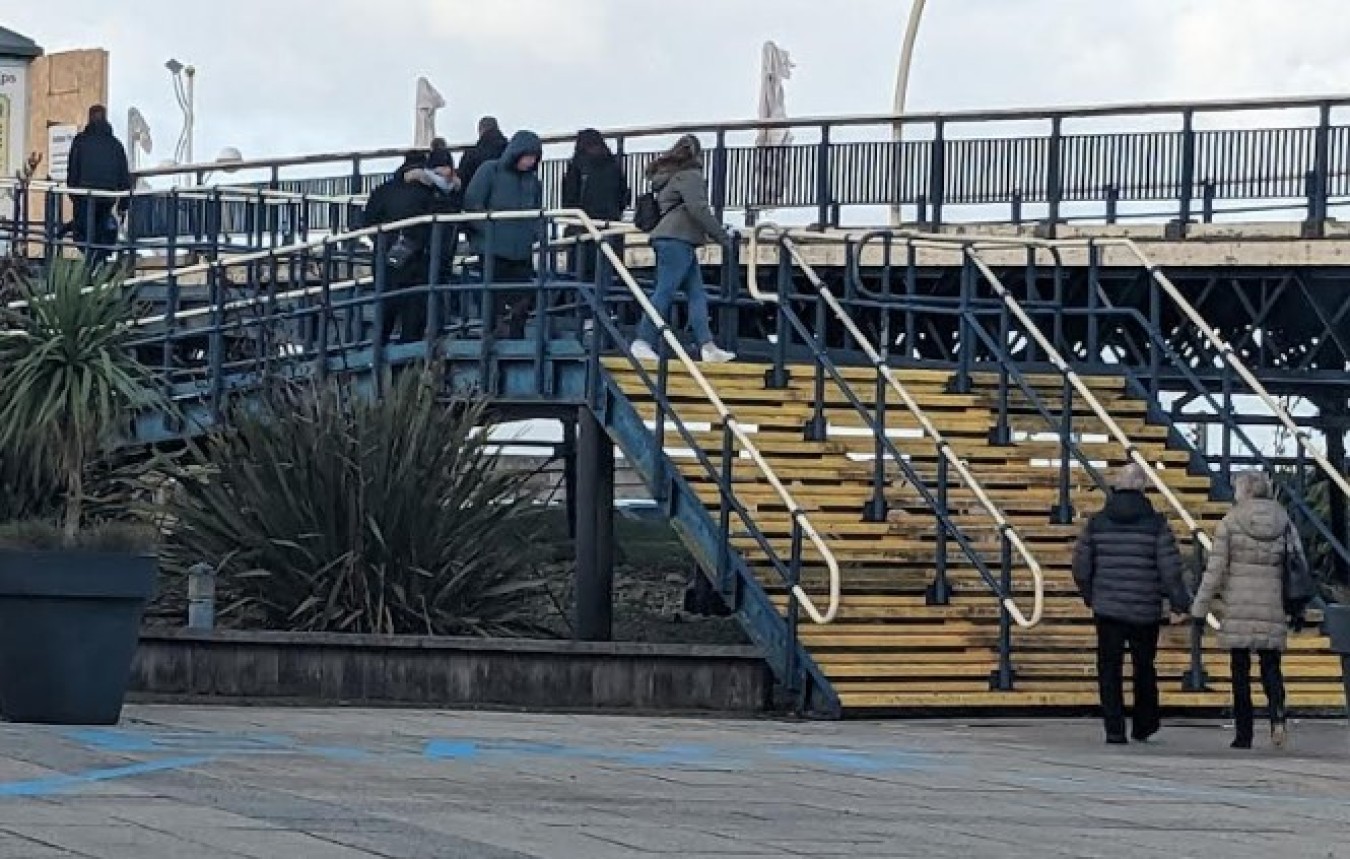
[633,191,665,232]
[1282,522,1316,617]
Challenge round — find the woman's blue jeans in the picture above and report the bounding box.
[637,238,714,347]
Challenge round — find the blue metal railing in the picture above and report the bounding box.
[9,94,1350,258]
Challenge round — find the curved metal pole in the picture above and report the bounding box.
[891,0,928,226]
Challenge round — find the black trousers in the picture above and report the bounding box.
[487,257,537,339]
[380,262,429,346]
[1231,649,1286,741]
[1095,616,1161,738]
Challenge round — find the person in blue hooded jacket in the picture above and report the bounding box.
[464,130,544,338]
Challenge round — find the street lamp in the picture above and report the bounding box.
[165,58,196,165]
[891,0,928,225]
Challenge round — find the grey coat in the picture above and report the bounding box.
[1071,490,1191,625]
[648,166,730,247]
[1191,498,1296,651]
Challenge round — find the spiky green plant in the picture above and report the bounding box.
[160,369,555,636]
[0,258,158,542]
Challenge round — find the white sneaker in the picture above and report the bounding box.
[631,340,658,362]
[700,343,736,364]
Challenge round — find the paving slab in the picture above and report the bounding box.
[0,707,1347,858]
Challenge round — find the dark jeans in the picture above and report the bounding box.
[637,238,715,347]
[1095,616,1161,739]
[1231,649,1286,741]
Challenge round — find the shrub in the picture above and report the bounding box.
[0,258,159,544]
[161,368,555,636]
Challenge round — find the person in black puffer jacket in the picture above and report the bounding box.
[1072,463,1192,745]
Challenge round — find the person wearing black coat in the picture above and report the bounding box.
[1072,463,1193,745]
[457,117,509,192]
[363,151,443,345]
[65,105,131,267]
[561,128,629,280]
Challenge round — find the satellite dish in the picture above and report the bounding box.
[216,147,244,172]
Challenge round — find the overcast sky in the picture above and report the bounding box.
[8,0,1350,167]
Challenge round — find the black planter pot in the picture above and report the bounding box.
[0,550,157,725]
[1324,604,1350,655]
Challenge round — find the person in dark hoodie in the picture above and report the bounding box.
[463,129,544,338]
[561,128,629,279]
[363,150,446,345]
[631,134,734,364]
[457,117,509,192]
[1072,463,1192,745]
[65,105,132,267]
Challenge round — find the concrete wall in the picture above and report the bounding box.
[131,630,770,714]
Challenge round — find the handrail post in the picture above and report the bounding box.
[990,296,1013,446]
[317,241,334,381]
[902,237,918,354]
[949,251,974,394]
[1053,375,1076,525]
[1147,276,1162,402]
[652,347,671,504]
[815,124,832,230]
[928,120,946,230]
[717,424,737,595]
[786,520,804,707]
[1182,541,1210,692]
[926,454,952,605]
[990,535,1016,691]
[372,230,389,394]
[206,263,225,423]
[805,292,829,442]
[865,369,888,523]
[1045,116,1063,238]
[1171,110,1196,239]
[766,253,792,389]
[1304,102,1331,238]
[712,129,729,222]
[1086,241,1101,362]
[1221,360,1234,489]
[1023,246,1040,363]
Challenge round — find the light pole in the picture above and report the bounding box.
[891,0,928,225]
[166,58,196,165]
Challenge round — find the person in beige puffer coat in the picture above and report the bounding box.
[1191,471,1304,749]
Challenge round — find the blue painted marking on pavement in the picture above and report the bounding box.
[0,756,212,798]
[65,729,367,762]
[422,737,946,773]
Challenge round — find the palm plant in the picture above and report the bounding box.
[0,258,156,542]
[161,369,555,637]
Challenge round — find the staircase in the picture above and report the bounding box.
[608,359,1347,716]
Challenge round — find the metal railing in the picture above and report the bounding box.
[9,93,1350,250]
[749,223,1045,631]
[8,205,844,629]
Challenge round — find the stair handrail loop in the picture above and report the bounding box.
[868,229,1350,516]
[829,227,1223,628]
[16,206,843,625]
[748,223,1044,628]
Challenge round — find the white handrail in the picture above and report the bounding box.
[761,228,1225,626]
[811,227,1224,627]
[748,224,1043,628]
[2,207,843,625]
[952,232,1350,511]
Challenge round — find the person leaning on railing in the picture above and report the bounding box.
[1191,471,1302,750]
[630,134,735,365]
[1072,463,1193,746]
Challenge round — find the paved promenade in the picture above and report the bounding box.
[0,707,1347,858]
